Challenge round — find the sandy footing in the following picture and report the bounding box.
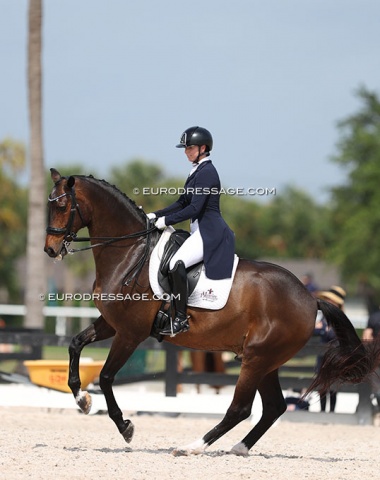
[1,406,379,479]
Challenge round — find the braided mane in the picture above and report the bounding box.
[75,174,147,223]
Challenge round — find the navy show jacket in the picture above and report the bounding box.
[154,160,235,280]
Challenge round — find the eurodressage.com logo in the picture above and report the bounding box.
[132,186,276,197]
[39,293,180,302]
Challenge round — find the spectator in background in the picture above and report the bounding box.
[302,273,318,295]
[285,388,310,411]
[362,307,380,410]
[314,285,346,413]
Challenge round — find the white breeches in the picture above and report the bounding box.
[169,226,204,270]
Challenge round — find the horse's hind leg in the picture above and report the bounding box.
[173,363,260,455]
[231,369,286,456]
[68,315,115,414]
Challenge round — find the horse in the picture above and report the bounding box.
[44,168,380,456]
[188,351,226,394]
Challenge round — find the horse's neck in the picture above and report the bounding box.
[84,181,146,239]
[82,180,149,279]
[88,212,145,238]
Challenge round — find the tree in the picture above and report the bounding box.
[0,138,26,172]
[0,139,28,300]
[109,159,167,212]
[329,87,380,300]
[220,193,264,259]
[25,0,46,328]
[262,186,333,259]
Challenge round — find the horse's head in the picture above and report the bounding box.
[44,168,88,259]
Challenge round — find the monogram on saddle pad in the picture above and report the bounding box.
[149,226,239,310]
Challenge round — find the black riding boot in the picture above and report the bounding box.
[159,260,190,336]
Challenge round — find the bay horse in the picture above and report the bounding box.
[44,168,380,456]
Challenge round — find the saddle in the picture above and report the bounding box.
[157,229,202,297]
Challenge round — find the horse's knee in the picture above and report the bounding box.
[68,336,82,356]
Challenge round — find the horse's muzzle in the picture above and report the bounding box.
[44,245,59,258]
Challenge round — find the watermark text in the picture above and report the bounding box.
[39,292,179,302]
[133,186,276,197]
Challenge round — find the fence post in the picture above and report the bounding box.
[164,343,179,397]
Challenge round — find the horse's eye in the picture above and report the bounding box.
[57,204,67,212]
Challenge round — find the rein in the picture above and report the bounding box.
[47,184,158,285]
[69,221,157,286]
[67,224,157,254]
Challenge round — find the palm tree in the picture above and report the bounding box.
[25,0,46,328]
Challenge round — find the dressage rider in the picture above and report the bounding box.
[147,126,235,336]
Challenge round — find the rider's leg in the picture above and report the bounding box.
[159,259,189,336]
[169,227,204,270]
[159,230,203,336]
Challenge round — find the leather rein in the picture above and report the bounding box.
[47,186,157,285]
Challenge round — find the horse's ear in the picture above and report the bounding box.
[50,168,61,184]
[67,176,76,189]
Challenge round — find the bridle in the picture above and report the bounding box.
[47,184,157,285]
[47,188,85,243]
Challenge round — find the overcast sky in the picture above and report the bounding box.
[1,0,380,203]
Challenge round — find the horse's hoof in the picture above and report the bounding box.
[172,439,206,456]
[172,448,190,457]
[76,390,92,415]
[121,420,135,443]
[230,442,249,456]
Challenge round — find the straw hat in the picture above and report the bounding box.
[317,285,346,307]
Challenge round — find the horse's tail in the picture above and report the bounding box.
[306,299,380,396]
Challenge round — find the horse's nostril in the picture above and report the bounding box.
[44,246,57,258]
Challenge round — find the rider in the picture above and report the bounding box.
[147,126,235,336]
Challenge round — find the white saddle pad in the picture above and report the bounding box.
[149,226,239,310]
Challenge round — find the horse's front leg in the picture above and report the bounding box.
[99,333,142,444]
[68,315,115,414]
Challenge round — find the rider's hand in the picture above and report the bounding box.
[146,212,156,220]
[155,217,166,230]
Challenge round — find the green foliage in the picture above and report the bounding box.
[221,194,263,258]
[0,137,26,173]
[262,186,333,259]
[109,159,188,229]
[109,159,174,212]
[329,87,380,296]
[0,138,28,301]
[108,159,331,260]
[0,147,353,304]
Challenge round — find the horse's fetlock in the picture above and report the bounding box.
[68,378,80,392]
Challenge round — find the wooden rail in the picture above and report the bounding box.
[0,328,374,425]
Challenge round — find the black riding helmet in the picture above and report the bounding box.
[176,126,213,152]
